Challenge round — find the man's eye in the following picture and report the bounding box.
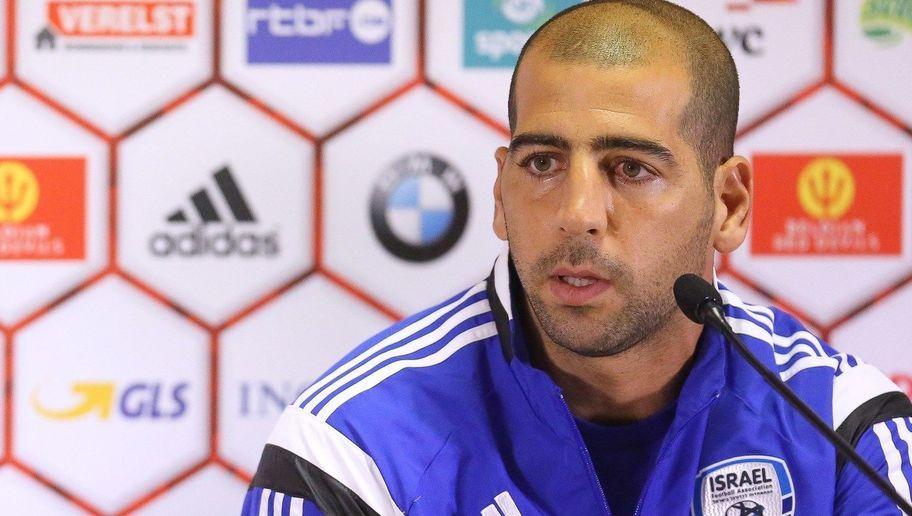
[526,155,558,174]
[615,160,652,180]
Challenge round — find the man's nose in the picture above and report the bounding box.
[556,160,610,236]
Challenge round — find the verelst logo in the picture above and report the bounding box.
[463,0,578,68]
[861,0,912,46]
[246,0,392,64]
[751,154,903,256]
[0,157,86,260]
[369,152,468,263]
[31,381,190,421]
[148,166,280,258]
[36,1,196,52]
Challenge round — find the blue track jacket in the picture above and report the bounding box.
[242,253,912,515]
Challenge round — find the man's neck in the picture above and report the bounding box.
[520,299,703,425]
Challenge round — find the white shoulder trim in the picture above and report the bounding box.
[267,406,405,516]
[832,363,902,430]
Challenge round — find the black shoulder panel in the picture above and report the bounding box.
[836,391,912,473]
[250,443,382,516]
[486,266,513,361]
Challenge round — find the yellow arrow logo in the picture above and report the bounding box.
[31,382,115,420]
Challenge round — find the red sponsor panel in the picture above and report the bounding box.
[0,157,86,260]
[48,1,196,38]
[751,154,903,256]
[892,374,912,399]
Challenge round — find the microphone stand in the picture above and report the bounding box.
[700,303,912,515]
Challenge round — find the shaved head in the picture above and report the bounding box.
[508,0,739,180]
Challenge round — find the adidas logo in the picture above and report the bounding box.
[480,491,522,516]
[165,166,256,224]
[148,166,279,258]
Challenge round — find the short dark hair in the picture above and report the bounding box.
[507,0,740,180]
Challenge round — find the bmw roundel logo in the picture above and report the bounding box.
[369,153,469,262]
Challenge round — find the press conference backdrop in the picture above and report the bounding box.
[0,0,909,513]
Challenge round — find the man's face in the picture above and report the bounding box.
[494,49,717,357]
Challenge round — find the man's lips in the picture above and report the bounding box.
[548,268,612,306]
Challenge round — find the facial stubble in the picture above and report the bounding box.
[508,199,714,358]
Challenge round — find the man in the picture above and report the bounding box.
[242,1,912,514]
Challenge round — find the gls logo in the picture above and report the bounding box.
[31,381,190,421]
[148,166,280,258]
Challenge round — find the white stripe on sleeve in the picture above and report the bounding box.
[294,282,486,408]
[267,406,405,516]
[873,421,912,506]
[832,364,901,429]
[303,299,491,414]
[259,489,271,516]
[316,322,498,421]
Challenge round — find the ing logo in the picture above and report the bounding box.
[0,161,40,223]
[796,157,856,220]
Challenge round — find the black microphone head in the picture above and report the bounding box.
[673,273,723,324]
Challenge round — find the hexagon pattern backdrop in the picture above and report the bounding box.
[0,0,909,514]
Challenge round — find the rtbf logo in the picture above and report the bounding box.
[247,0,392,64]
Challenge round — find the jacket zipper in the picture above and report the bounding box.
[556,391,612,515]
[631,391,722,516]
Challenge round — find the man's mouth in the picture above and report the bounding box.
[548,268,612,306]
[559,275,596,287]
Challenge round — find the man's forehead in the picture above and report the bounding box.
[512,54,692,139]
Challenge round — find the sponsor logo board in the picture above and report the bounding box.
[246,0,392,64]
[893,374,912,398]
[463,0,578,68]
[0,157,86,260]
[36,0,196,52]
[861,0,912,46]
[369,152,468,262]
[717,0,797,56]
[148,165,280,258]
[751,154,903,256]
[31,381,190,421]
[237,380,307,418]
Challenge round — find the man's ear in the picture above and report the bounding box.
[712,155,752,254]
[493,147,509,241]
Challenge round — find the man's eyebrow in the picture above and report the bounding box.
[591,136,679,167]
[509,133,571,152]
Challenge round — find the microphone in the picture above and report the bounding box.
[674,273,912,514]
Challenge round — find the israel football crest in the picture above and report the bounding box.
[692,455,794,516]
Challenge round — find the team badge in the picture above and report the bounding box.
[692,455,794,516]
